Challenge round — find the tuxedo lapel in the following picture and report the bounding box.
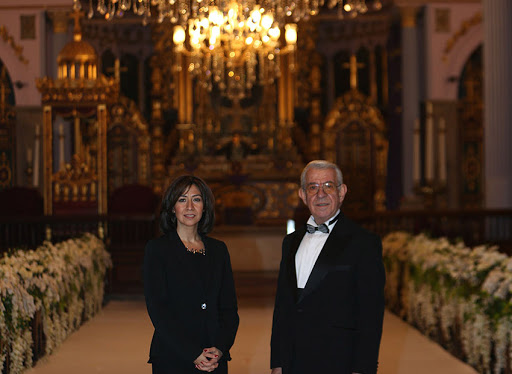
[286,226,306,296]
[298,215,351,303]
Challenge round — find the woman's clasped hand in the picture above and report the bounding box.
[194,347,223,372]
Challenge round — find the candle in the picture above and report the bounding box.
[413,118,420,185]
[425,104,434,181]
[33,124,40,187]
[425,121,434,181]
[59,123,65,171]
[438,117,447,184]
[26,148,33,165]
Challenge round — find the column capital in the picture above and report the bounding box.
[399,6,420,28]
[47,10,69,34]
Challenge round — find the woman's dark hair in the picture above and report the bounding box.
[159,175,215,235]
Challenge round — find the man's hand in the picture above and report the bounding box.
[271,367,283,374]
[194,347,223,372]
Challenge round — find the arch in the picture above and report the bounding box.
[0,58,15,106]
[457,46,483,208]
[0,53,18,106]
[442,14,483,100]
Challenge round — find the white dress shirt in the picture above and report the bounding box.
[295,210,340,288]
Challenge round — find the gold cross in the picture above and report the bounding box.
[342,54,365,90]
[106,58,128,83]
[69,8,85,41]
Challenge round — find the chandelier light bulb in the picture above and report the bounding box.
[211,26,220,39]
[173,25,186,44]
[269,26,280,40]
[261,14,273,30]
[250,8,261,24]
[285,24,297,45]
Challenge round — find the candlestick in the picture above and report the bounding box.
[413,118,420,185]
[26,147,33,165]
[59,123,65,171]
[425,105,434,181]
[26,147,33,186]
[438,117,447,184]
[33,124,40,187]
[74,117,81,157]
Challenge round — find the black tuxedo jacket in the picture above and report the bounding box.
[144,230,239,373]
[271,214,385,374]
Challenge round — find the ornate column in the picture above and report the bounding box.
[399,6,420,201]
[148,61,166,194]
[483,0,512,208]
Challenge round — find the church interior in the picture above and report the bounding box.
[1,0,511,373]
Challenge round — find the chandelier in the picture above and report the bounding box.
[172,3,297,100]
[82,0,382,24]
[76,0,383,100]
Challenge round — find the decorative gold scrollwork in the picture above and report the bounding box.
[52,154,98,203]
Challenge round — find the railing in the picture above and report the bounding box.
[1,209,512,292]
[2,209,512,253]
[0,214,159,294]
[0,214,158,253]
[353,209,512,254]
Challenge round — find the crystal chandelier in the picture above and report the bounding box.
[82,0,382,24]
[76,0,383,100]
[172,3,297,100]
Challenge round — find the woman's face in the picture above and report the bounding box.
[173,184,204,230]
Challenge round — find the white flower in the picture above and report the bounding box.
[382,231,512,374]
[1,234,111,372]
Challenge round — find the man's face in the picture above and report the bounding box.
[298,168,347,225]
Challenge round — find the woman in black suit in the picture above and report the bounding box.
[144,175,239,373]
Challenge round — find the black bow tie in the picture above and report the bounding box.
[306,223,329,234]
[305,213,340,234]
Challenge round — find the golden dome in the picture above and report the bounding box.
[57,31,97,64]
[56,10,98,80]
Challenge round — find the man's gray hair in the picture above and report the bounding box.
[300,160,343,188]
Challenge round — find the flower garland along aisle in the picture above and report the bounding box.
[382,232,512,374]
[0,233,112,373]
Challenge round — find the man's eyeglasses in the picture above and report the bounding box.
[304,182,341,195]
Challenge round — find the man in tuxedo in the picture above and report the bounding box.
[270,160,385,374]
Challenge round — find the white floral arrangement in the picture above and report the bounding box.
[382,232,512,374]
[0,233,112,373]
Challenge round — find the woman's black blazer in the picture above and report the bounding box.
[144,229,239,372]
